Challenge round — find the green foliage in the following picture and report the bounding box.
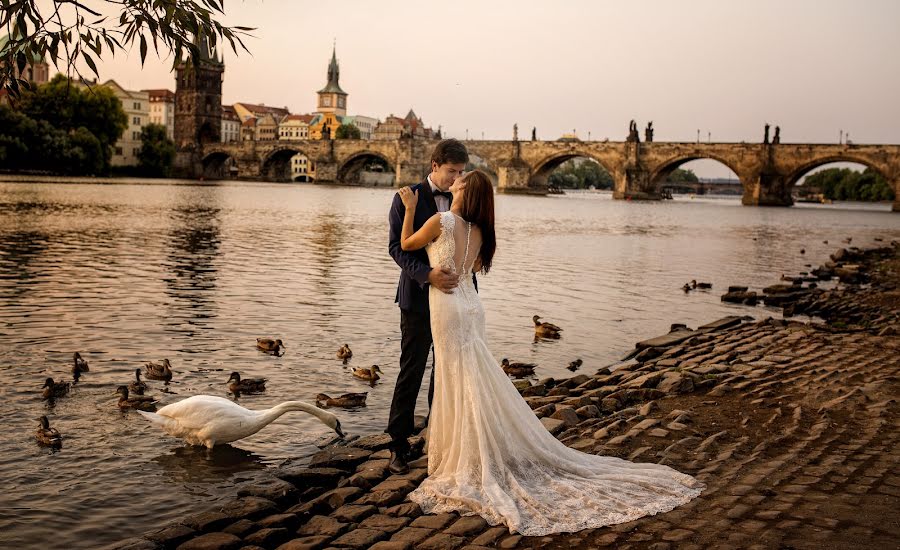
[137,123,176,177]
[548,159,613,189]
[335,123,361,139]
[1,0,253,97]
[802,167,894,202]
[16,74,128,167]
[666,168,699,183]
[0,75,128,175]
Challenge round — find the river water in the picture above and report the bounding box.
[1,177,898,549]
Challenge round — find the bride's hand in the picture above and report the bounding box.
[399,187,418,210]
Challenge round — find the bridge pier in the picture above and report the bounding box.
[497,160,540,194]
[742,172,793,207]
[395,162,429,186]
[613,166,661,201]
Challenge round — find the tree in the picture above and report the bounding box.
[548,159,613,189]
[666,168,699,183]
[16,73,127,168]
[1,1,253,97]
[803,167,894,202]
[137,123,176,177]
[335,123,361,139]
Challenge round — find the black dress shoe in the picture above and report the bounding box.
[388,449,410,474]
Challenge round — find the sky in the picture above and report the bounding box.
[30,0,900,177]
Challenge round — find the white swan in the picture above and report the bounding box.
[137,395,344,449]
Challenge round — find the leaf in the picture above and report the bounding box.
[83,51,99,78]
[139,35,147,65]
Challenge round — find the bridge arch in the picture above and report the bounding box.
[337,150,395,185]
[648,154,746,195]
[261,147,315,182]
[201,150,239,180]
[530,152,616,190]
[785,155,891,187]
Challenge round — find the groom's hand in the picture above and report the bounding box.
[429,267,459,294]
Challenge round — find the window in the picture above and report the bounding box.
[133,116,141,125]
[338,97,345,108]
[133,102,141,110]
[133,148,140,157]
[323,96,331,107]
[133,131,140,140]
[115,147,124,155]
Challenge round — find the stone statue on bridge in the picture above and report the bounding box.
[645,121,654,143]
[772,126,781,144]
[532,127,536,141]
[627,120,640,143]
[764,123,770,144]
[513,123,518,142]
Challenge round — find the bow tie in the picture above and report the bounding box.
[433,190,453,200]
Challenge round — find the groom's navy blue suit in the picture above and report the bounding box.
[386,178,476,453]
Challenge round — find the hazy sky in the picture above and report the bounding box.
[38,1,900,176]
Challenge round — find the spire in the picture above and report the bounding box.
[318,41,346,95]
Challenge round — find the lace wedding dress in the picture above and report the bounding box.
[407,211,704,536]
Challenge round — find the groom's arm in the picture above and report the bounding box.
[389,192,431,288]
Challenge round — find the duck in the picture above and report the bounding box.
[72,352,89,375]
[257,338,285,354]
[691,280,713,289]
[138,395,344,448]
[352,365,382,382]
[42,377,70,399]
[35,416,62,447]
[227,371,267,394]
[682,283,693,293]
[316,392,368,408]
[501,358,537,378]
[116,385,157,411]
[144,359,173,382]
[533,315,562,339]
[336,344,353,362]
[129,368,149,395]
[567,358,583,372]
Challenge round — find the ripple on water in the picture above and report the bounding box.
[0,179,898,548]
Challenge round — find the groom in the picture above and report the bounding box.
[386,138,470,474]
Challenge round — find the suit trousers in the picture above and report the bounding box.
[385,307,435,453]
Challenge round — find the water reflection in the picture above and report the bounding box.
[163,189,222,348]
[151,444,267,483]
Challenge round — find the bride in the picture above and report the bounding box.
[396,170,704,536]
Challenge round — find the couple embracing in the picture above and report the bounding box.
[384,139,703,535]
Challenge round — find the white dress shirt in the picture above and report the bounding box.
[427,175,450,212]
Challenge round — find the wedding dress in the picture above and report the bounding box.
[407,211,704,536]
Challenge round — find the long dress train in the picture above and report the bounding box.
[407,211,704,536]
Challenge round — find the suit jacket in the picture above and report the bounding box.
[388,179,477,312]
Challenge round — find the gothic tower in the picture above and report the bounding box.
[173,33,224,176]
[316,44,347,117]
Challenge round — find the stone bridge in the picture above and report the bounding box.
[192,139,900,210]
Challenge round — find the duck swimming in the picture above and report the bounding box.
[533,315,562,339]
[336,344,353,362]
[72,352,89,375]
[227,371,267,394]
[316,392,368,408]
[352,365,382,382]
[138,395,344,448]
[116,385,157,411]
[144,359,173,382]
[257,338,285,354]
[501,358,537,378]
[129,368,148,395]
[35,416,62,447]
[42,377,70,399]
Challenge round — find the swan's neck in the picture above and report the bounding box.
[254,401,333,429]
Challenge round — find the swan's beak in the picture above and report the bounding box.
[334,421,345,438]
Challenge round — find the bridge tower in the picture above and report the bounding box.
[173,33,224,178]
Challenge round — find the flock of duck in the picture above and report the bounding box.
[35,316,571,450]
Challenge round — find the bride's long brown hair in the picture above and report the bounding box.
[458,170,496,274]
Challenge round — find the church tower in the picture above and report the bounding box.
[316,44,347,117]
[174,33,224,154]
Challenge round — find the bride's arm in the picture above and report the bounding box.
[399,187,442,251]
